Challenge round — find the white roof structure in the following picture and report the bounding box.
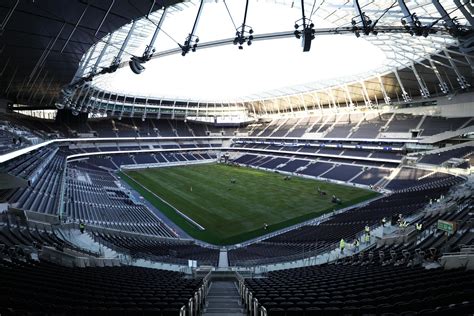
[68,0,472,111]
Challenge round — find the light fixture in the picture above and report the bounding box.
[234,0,253,50]
[293,18,315,52]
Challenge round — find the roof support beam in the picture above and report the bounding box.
[29,23,65,82]
[79,84,92,111]
[428,59,449,94]
[70,83,86,108]
[343,85,354,108]
[143,8,168,60]
[60,3,90,53]
[360,81,372,107]
[30,71,48,103]
[377,76,391,104]
[410,63,430,98]
[398,0,418,29]
[443,49,470,89]
[353,0,370,35]
[181,0,205,56]
[39,76,54,107]
[112,20,137,67]
[91,34,113,74]
[95,0,115,36]
[74,43,98,82]
[431,0,460,35]
[4,66,17,95]
[0,0,19,33]
[393,69,411,102]
[453,0,474,26]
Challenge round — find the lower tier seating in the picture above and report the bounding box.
[229,182,459,266]
[245,264,474,315]
[92,232,219,266]
[0,259,201,315]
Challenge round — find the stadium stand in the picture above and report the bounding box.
[419,146,474,165]
[0,260,202,315]
[0,1,473,314]
[244,264,474,315]
[229,177,464,265]
[65,164,175,237]
[91,231,219,266]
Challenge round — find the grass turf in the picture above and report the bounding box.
[120,163,378,245]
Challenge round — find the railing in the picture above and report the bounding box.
[237,272,268,316]
[228,193,385,250]
[179,270,211,316]
[58,157,69,221]
[231,219,383,269]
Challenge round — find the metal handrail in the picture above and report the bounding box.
[180,270,212,316]
[237,272,268,316]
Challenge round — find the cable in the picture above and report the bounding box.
[428,1,469,28]
[371,1,398,28]
[310,0,325,19]
[145,15,181,47]
[223,0,238,31]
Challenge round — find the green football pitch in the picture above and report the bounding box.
[120,163,378,245]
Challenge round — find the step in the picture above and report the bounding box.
[207,296,240,301]
[206,301,241,309]
[204,280,245,316]
[204,308,245,314]
[203,312,245,316]
[208,290,238,295]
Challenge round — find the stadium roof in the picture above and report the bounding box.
[87,0,470,103]
[0,0,472,111]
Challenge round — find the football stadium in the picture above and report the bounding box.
[0,0,473,315]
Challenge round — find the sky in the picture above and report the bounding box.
[93,1,387,101]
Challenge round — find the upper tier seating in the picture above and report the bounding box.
[350,116,387,138]
[2,146,57,182]
[231,150,401,186]
[420,116,470,136]
[419,146,473,165]
[0,129,24,154]
[385,168,461,191]
[8,153,65,214]
[385,114,421,133]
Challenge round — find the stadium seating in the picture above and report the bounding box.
[245,264,474,315]
[0,259,201,315]
[229,181,460,266]
[92,231,219,266]
[65,164,175,237]
[420,116,470,136]
[419,146,473,165]
[2,2,474,314]
[8,153,65,214]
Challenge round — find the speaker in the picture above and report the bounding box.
[129,57,145,74]
[302,28,314,52]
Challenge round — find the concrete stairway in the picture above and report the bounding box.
[203,281,245,316]
[218,249,229,268]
